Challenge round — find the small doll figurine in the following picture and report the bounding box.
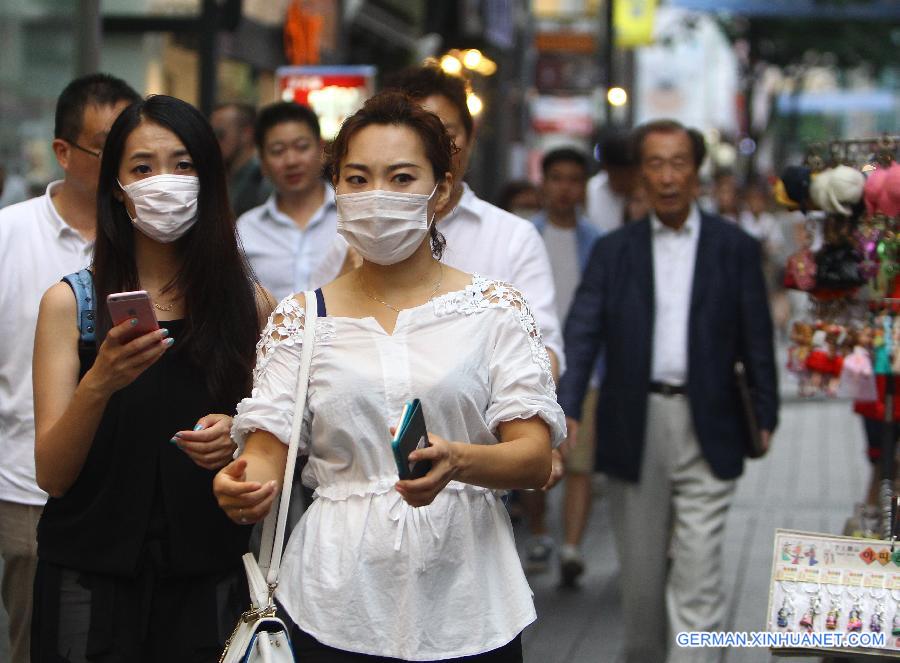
[799,609,814,632]
[806,323,832,393]
[788,322,815,395]
[826,605,840,630]
[826,325,847,396]
[871,606,884,633]
[799,594,820,632]
[848,606,863,632]
[838,326,877,401]
[777,598,793,628]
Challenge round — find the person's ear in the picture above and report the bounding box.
[434,173,454,215]
[52,139,71,173]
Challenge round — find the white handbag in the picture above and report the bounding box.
[220,290,318,663]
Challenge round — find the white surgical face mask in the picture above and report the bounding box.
[335,185,438,265]
[118,174,200,243]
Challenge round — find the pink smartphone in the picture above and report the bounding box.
[107,291,159,339]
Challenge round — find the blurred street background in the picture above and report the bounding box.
[1,0,897,208]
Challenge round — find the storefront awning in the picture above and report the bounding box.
[670,0,900,20]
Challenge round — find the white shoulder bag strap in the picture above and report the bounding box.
[257,289,317,587]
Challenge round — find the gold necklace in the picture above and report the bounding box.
[153,300,176,312]
[359,263,443,313]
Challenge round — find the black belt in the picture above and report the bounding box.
[649,382,687,396]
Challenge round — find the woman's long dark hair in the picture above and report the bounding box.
[94,94,258,409]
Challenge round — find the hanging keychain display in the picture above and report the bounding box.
[767,529,900,657]
[871,589,887,633]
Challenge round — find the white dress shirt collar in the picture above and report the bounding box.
[440,182,480,229]
[262,182,335,229]
[649,202,701,237]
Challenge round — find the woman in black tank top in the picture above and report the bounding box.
[30,95,273,662]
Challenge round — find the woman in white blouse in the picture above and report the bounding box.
[213,91,566,662]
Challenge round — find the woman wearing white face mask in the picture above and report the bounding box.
[31,95,274,661]
[213,91,566,662]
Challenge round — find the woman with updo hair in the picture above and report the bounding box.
[214,91,566,662]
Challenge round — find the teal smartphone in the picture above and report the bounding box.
[391,399,432,480]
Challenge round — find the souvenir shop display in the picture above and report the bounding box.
[780,136,900,537]
[766,529,900,658]
[766,137,900,658]
[782,136,900,403]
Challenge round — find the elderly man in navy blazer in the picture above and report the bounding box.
[557,119,778,663]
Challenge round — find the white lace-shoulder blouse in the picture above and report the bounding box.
[232,275,566,661]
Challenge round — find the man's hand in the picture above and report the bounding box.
[760,430,772,455]
[559,417,580,457]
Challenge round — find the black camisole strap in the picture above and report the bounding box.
[314,288,327,317]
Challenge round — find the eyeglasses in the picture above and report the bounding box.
[68,141,101,159]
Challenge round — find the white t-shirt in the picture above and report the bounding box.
[310,183,564,370]
[586,171,626,233]
[541,223,581,322]
[237,185,337,302]
[0,182,93,505]
[232,276,566,660]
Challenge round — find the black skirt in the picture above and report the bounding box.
[31,559,246,663]
[289,622,523,663]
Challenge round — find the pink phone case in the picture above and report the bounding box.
[107,291,160,338]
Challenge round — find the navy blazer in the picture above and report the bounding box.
[556,212,779,482]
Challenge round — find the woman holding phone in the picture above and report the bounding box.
[31,95,271,661]
[213,91,566,662]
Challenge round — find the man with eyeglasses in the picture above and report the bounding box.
[558,119,778,663]
[0,73,139,663]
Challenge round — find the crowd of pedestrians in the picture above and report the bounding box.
[0,66,779,663]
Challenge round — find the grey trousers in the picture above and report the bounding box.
[607,394,736,663]
[0,499,42,663]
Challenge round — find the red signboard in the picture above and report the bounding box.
[276,66,376,140]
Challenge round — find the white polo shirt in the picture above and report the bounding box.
[0,182,94,505]
[310,183,564,369]
[237,185,338,302]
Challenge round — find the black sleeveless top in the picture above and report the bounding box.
[37,320,249,578]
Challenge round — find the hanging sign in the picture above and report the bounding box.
[614,0,658,48]
[276,65,376,141]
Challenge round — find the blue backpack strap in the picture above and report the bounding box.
[61,269,96,346]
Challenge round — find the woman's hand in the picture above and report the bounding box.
[394,431,459,508]
[542,448,565,491]
[172,414,236,470]
[214,458,279,525]
[84,319,172,396]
